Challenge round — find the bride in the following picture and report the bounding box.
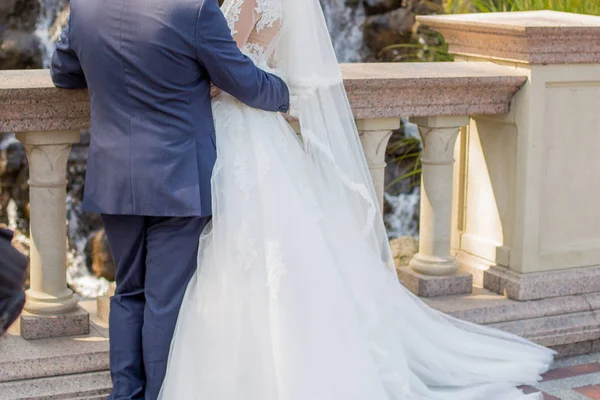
[159,0,554,399]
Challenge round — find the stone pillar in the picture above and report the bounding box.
[357,118,399,211]
[16,130,89,340]
[398,116,473,297]
[419,11,600,300]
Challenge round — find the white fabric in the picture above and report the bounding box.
[158,0,555,399]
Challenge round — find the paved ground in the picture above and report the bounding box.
[524,353,600,399]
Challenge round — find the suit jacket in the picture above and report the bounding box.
[50,0,289,217]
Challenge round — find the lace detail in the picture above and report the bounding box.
[242,42,266,63]
[224,0,244,36]
[235,224,258,271]
[255,0,282,32]
[233,153,252,195]
[265,241,286,300]
[255,141,272,182]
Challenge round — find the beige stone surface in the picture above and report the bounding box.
[421,10,600,29]
[408,115,469,277]
[1,320,108,383]
[15,130,83,330]
[0,371,111,400]
[0,65,526,133]
[0,70,89,133]
[426,287,600,325]
[484,265,600,301]
[342,62,526,118]
[19,306,90,340]
[398,267,473,297]
[491,311,600,348]
[357,118,398,212]
[453,63,600,275]
[419,11,600,64]
[424,287,600,356]
[0,299,109,399]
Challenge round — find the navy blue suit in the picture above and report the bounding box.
[50,0,289,398]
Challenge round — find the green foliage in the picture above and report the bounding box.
[445,0,600,15]
[379,30,454,62]
[385,136,422,193]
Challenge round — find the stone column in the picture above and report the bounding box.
[16,130,89,340]
[418,11,600,301]
[398,116,473,297]
[357,118,399,211]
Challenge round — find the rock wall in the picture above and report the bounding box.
[0,0,42,69]
[362,0,445,61]
[0,0,69,69]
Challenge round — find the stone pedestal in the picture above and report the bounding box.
[19,306,89,340]
[484,264,600,301]
[398,267,473,297]
[15,130,89,339]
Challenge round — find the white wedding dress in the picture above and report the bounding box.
[158,0,555,399]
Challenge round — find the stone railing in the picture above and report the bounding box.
[0,62,525,339]
[2,10,600,343]
[418,10,600,302]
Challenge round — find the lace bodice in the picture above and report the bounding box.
[221,0,282,66]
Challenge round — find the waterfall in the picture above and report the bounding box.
[385,118,421,239]
[320,0,367,63]
[66,194,111,298]
[0,133,23,233]
[35,0,66,67]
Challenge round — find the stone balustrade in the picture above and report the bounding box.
[419,11,600,302]
[0,63,526,339]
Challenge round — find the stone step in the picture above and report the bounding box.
[425,287,600,325]
[424,287,600,356]
[0,326,109,383]
[0,300,109,384]
[0,371,111,400]
[490,310,600,347]
[3,290,600,400]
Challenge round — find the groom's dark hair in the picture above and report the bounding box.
[0,227,28,336]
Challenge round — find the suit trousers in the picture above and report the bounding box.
[101,214,210,400]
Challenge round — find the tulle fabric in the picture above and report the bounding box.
[158,92,553,400]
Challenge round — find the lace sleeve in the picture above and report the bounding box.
[222,0,259,48]
[222,0,289,110]
[222,0,282,52]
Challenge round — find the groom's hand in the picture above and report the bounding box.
[210,85,221,98]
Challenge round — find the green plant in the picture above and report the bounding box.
[379,30,454,62]
[385,136,422,193]
[445,0,600,15]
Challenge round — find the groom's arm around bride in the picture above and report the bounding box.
[51,0,290,113]
[49,0,289,399]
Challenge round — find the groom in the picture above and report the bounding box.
[50,0,289,398]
